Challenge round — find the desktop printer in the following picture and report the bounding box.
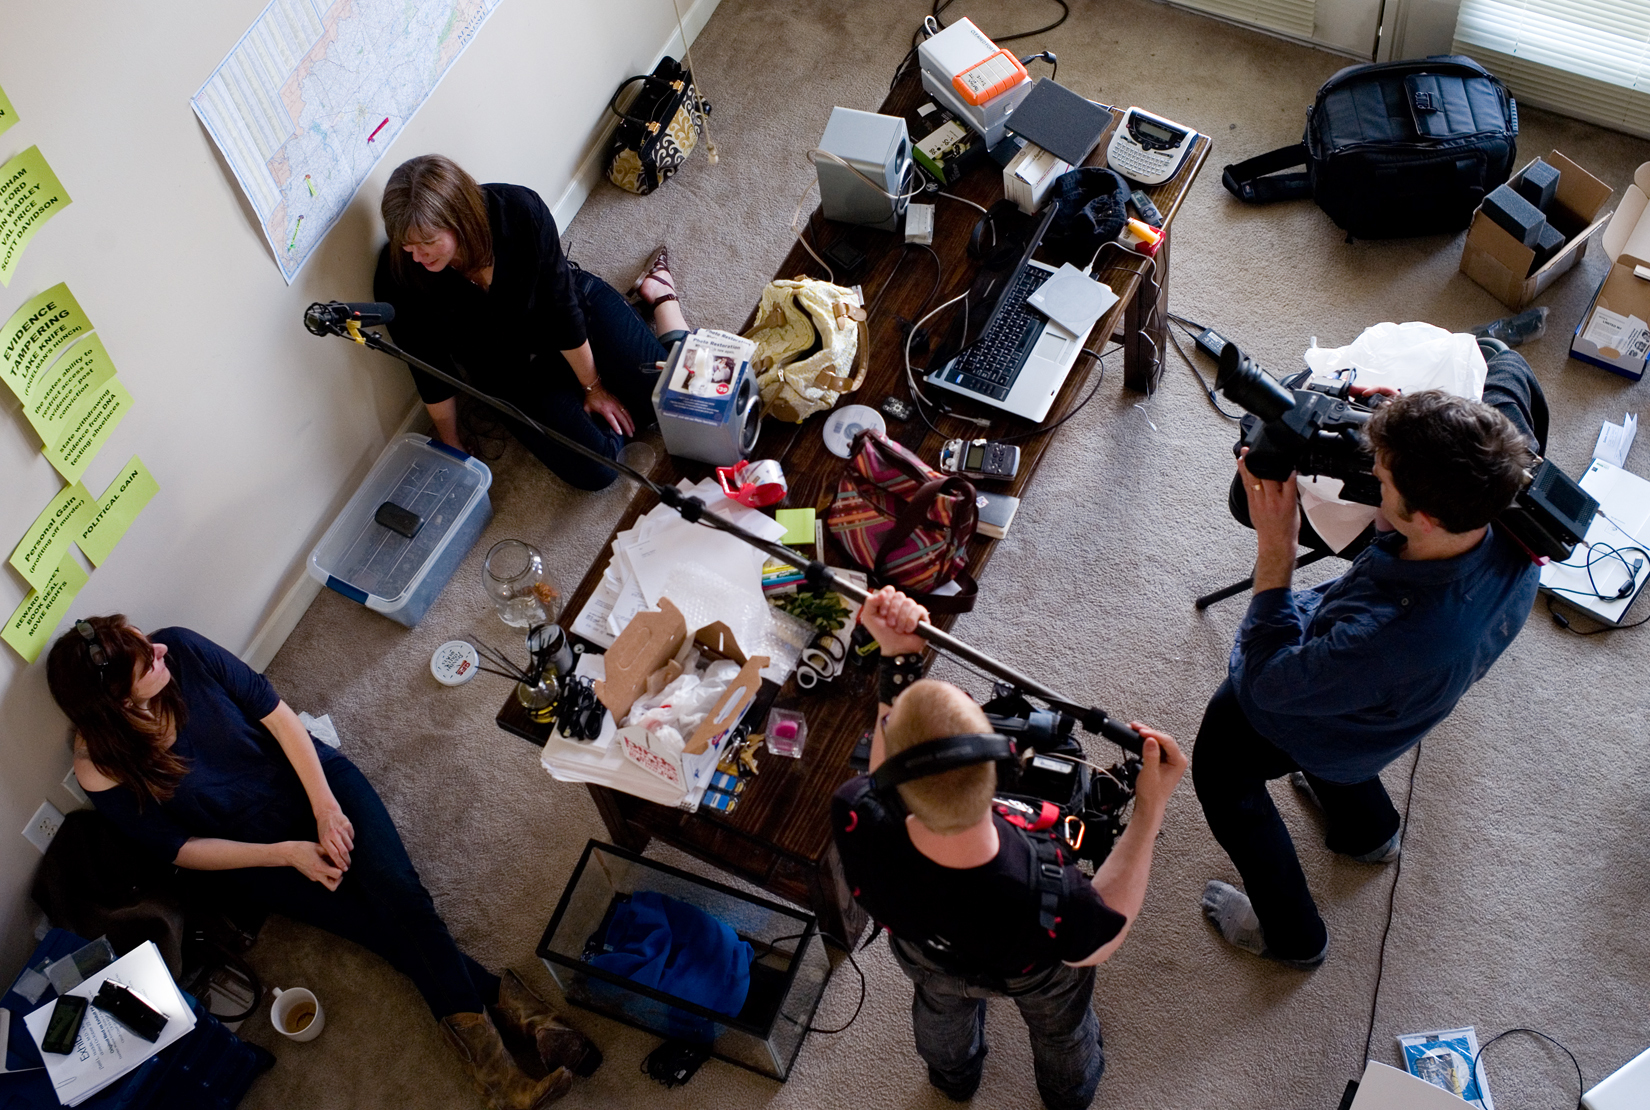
[917,17,1033,147]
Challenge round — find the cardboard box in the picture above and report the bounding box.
[595,598,768,797]
[1570,161,1650,381]
[1459,151,1614,309]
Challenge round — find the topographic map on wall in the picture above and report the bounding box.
[191,0,503,283]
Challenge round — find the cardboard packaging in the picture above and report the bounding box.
[1459,151,1614,309]
[1570,161,1650,381]
[594,598,768,799]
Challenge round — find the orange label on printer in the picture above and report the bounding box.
[952,50,1026,105]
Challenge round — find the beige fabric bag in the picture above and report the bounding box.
[744,279,869,423]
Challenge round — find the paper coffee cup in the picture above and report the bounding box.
[271,986,325,1042]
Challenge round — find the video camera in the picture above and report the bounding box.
[1215,341,1383,505]
[1213,341,1598,562]
[981,687,1139,868]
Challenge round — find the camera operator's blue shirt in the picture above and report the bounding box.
[1231,524,1538,783]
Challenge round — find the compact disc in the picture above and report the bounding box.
[822,404,887,458]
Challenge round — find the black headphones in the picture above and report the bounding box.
[869,733,1016,793]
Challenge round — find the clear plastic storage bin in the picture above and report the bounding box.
[306,433,492,627]
[538,841,834,1081]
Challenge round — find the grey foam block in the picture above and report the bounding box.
[1516,158,1561,212]
[1529,219,1567,274]
[1484,184,1546,248]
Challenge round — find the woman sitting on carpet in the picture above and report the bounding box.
[374,153,688,489]
[46,616,599,1110]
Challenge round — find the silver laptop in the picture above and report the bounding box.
[1585,1044,1650,1110]
[924,205,1087,423]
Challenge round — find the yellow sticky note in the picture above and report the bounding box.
[44,379,131,484]
[24,333,115,445]
[78,456,158,566]
[2,552,88,664]
[0,83,16,138]
[0,146,72,286]
[0,283,92,403]
[9,481,95,591]
[774,508,816,545]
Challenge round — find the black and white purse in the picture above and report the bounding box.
[603,56,712,196]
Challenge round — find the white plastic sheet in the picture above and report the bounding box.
[1295,323,1487,550]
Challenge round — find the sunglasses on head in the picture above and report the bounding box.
[74,620,108,671]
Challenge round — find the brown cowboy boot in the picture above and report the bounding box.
[491,970,604,1077]
[439,1011,573,1110]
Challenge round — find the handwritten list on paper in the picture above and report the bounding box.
[43,379,132,483]
[0,146,72,286]
[0,282,92,402]
[8,481,93,591]
[23,332,114,444]
[79,456,158,566]
[2,553,87,664]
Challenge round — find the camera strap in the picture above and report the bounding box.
[1012,823,1068,936]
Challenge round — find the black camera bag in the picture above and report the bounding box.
[1222,55,1518,239]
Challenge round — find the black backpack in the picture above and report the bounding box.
[1223,55,1518,239]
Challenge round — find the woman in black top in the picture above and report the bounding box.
[46,617,598,1110]
[373,154,689,489]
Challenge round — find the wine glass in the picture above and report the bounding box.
[482,540,558,628]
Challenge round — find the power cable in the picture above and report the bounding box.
[1360,739,1425,1068]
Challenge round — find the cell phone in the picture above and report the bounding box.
[374,501,423,539]
[92,980,167,1042]
[41,994,88,1054]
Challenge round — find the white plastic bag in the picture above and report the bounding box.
[1301,321,1486,400]
[623,658,744,745]
[1296,322,1487,549]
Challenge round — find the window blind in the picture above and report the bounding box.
[1454,0,1650,137]
[1175,0,1316,41]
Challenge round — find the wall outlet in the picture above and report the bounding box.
[61,767,90,808]
[22,800,65,854]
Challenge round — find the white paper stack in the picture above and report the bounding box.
[568,478,811,682]
[24,942,196,1106]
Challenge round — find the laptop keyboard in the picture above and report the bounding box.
[939,266,1053,401]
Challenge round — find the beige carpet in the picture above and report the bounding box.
[240,2,1650,1108]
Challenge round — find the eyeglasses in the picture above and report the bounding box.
[74,620,108,671]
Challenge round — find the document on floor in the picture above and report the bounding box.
[23,941,195,1106]
[1594,412,1637,468]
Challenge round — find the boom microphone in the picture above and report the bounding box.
[304,301,395,335]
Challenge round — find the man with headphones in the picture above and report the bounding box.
[832,587,1187,1110]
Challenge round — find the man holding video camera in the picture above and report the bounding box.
[833,587,1187,1110]
[1195,383,1541,968]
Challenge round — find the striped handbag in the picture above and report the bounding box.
[826,429,978,613]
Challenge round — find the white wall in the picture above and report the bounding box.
[0,0,719,977]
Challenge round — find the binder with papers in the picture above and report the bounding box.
[23,941,196,1106]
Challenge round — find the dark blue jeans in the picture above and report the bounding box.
[508,268,668,491]
[890,937,1104,1110]
[207,754,497,1019]
[1192,679,1400,960]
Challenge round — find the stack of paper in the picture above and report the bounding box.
[569,478,811,682]
[24,942,196,1106]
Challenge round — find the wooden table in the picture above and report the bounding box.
[499,75,1210,943]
